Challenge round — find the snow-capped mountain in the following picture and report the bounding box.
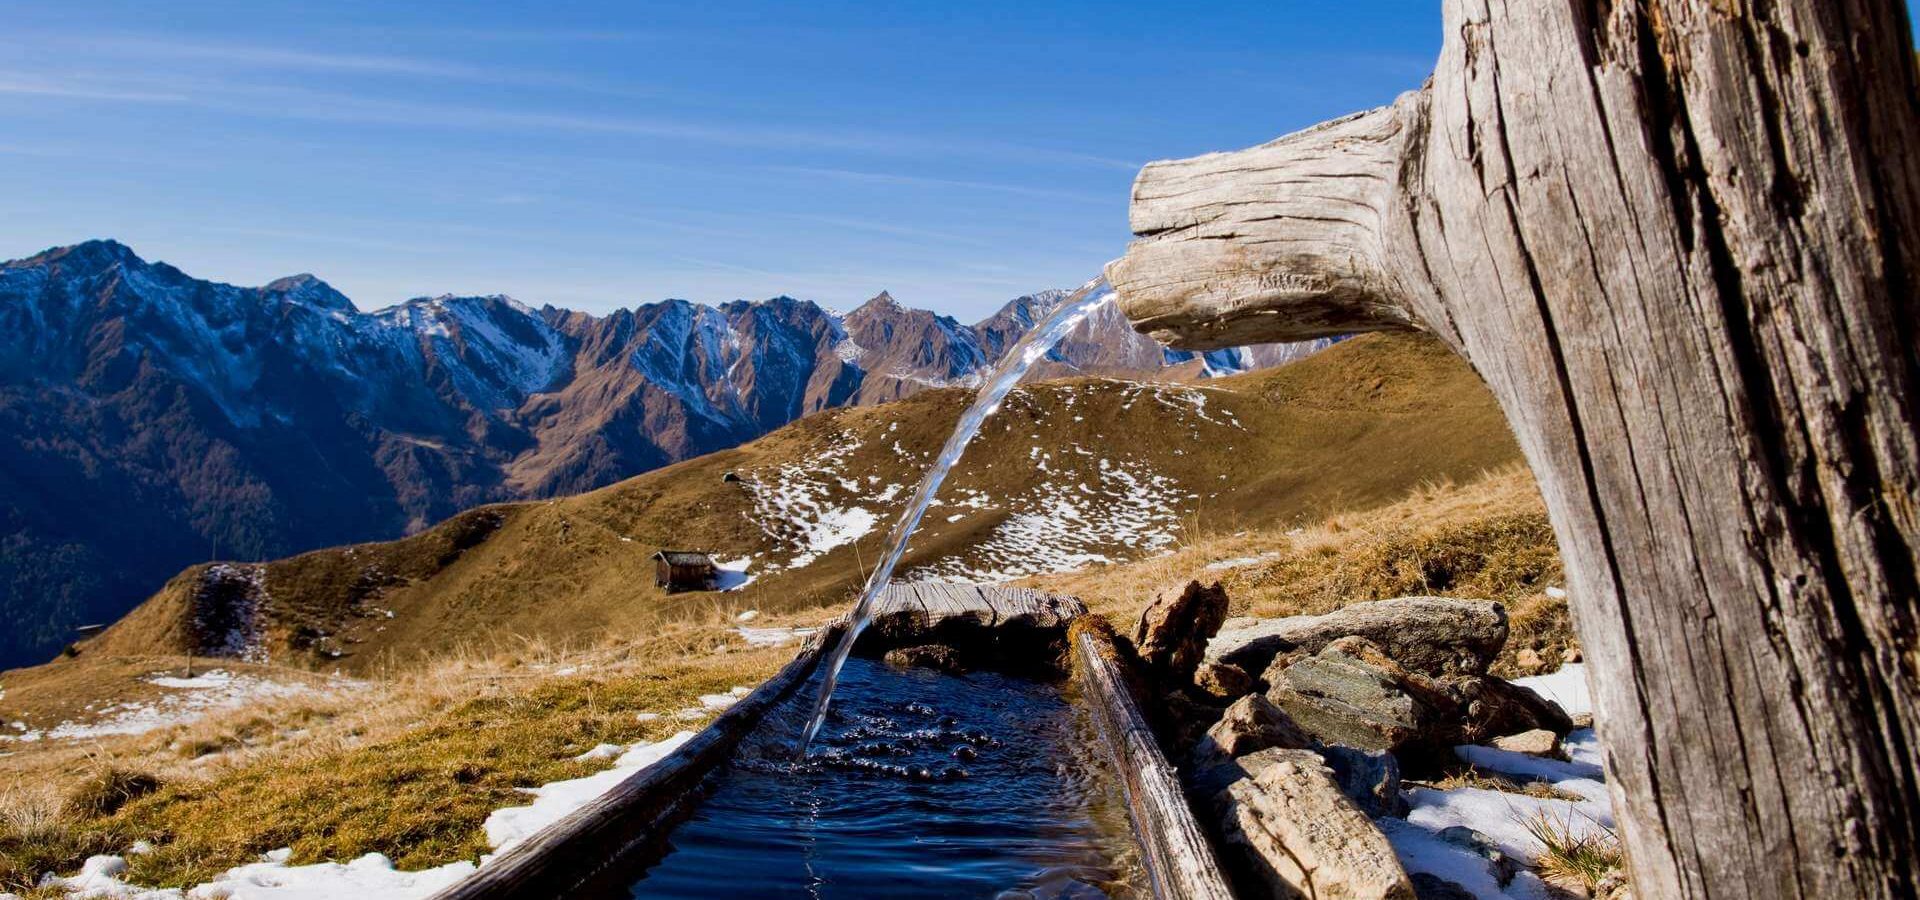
[0,240,1325,668]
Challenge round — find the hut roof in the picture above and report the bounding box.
[652,550,715,567]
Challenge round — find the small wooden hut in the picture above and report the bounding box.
[652,550,717,592]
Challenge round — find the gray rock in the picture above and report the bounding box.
[1134,580,1230,686]
[1321,745,1408,817]
[1265,643,1454,752]
[1449,675,1574,743]
[1210,597,1509,678]
[1410,872,1478,900]
[1215,749,1417,899]
[1435,826,1521,886]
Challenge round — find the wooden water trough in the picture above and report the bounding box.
[429,583,1231,899]
[1074,623,1236,900]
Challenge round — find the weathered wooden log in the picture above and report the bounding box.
[858,582,1087,673]
[1073,623,1236,900]
[428,624,845,900]
[1108,3,1920,897]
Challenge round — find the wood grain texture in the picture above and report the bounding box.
[858,582,1087,653]
[1107,2,1920,897]
[1075,629,1236,900]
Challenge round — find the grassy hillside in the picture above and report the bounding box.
[0,332,1567,893]
[0,473,1569,895]
[26,332,1519,687]
[1024,465,1572,678]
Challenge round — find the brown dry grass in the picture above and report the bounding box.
[1026,465,1575,677]
[38,332,1516,689]
[1415,766,1585,803]
[0,610,807,892]
[1520,808,1626,894]
[0,333,1550,892]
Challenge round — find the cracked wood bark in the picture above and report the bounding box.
[1107,2,1920,898]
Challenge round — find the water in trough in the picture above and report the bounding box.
[629,656,1141,898]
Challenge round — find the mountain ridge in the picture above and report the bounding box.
[0,240,1323,667]
[35,332,1512,681]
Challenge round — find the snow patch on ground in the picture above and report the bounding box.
[196,850,476,900]
[1403,768,1615,867]
[910,451,1188,582]
[484,730,696,853]
[3,670,333,743]
[1203,552,1281,571]
[735,626,818,648]
[712,557,757,591]
[39,727,705,898]
[1105,380,1242,430]
[739,431,880,568]
[1377,819,1556,899]
[1511,664,1591,718]
[36,846,477,900]
[1380,665,1614,898]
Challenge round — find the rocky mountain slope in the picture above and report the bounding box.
[0,240,1319,668]
[15,333,1515,682]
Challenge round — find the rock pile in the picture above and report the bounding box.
[1133,582,1576,900]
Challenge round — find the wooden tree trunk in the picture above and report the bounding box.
[1107,2,1920,897]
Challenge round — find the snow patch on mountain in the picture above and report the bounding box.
[739,431,881,568]
[911,450,1191,582]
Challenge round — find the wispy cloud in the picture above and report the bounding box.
[0,75,188,103]
[0,31,1136,172]
[763,212,998,249]
[767,164,1114,205]
[3,32,663,97]
[81,35,488,79]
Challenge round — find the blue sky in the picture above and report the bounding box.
[0,2,1448,319]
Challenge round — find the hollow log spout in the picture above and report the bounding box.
[1109,2,1920,898]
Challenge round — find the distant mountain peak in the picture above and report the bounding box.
[263,273,354,312]
[859,290,900,311]
[12,238,146,272]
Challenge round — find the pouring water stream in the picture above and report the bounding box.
[797,275,1117,753]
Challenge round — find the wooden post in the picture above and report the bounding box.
[1106,2,1920,897]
